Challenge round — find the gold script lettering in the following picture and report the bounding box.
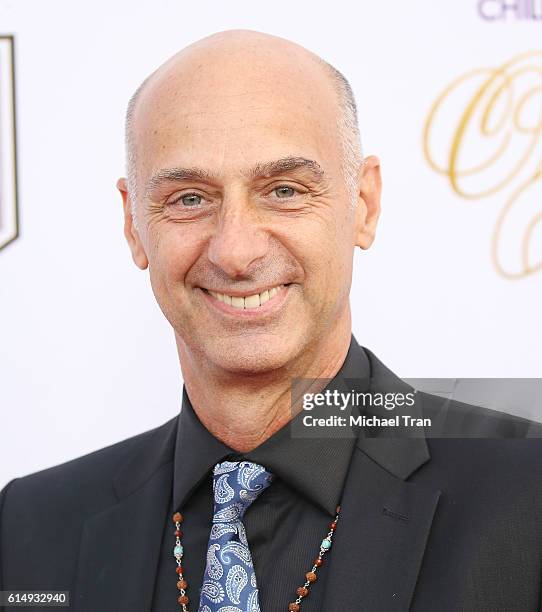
[423,51,542,279]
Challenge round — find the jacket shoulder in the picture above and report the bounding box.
[1,417,177,515]
[419,391,542,438]
[0,417,178,591]
[361,344,542,438]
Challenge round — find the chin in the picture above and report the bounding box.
[208,333,301,375]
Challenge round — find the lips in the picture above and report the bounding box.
[203,284,287,310]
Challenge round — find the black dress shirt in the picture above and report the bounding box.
[151,337,371,611]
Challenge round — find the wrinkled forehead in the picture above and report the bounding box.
[131,46,343,182]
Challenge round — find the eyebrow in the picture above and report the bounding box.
[146,167,213,195]
[249,157,325,180]
[145,156,325,196]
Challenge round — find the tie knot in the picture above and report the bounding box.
[212,460,274,516]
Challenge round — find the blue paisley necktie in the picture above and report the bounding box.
[197,460,274,612]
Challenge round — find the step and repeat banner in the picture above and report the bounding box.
[0,0,541,483]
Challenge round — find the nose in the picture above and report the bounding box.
[207,199,269,277]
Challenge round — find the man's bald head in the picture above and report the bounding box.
[118,29,382,379]
[123,30,363,229]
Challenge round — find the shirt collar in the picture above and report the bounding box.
[173,334,370,516]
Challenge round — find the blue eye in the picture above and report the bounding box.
[274,186,295,198]
[181,194,202,206]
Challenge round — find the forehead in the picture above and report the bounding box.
[133,51,342,178]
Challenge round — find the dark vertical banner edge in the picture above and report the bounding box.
[0,34,19,251]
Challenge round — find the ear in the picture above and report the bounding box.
[354,155,382,250]
[117,177,149,270]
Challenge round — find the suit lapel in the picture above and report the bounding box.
[321,343,442,611]
[321,444,441,611]
[74,416,178,612]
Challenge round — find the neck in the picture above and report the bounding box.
[176,316,352,453]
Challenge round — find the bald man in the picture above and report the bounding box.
[2,30,542,612]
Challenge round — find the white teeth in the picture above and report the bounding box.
[207,285,286,309]
[244,294,260,309]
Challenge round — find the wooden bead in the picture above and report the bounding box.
[177,594,189,605]
[177,579,188,590]
[296,586,309,597]
[175,530,183,537]
[314,558,323,567]
[172,512,183,523]
[175,566,184,575]
[288,604,300,611]
[306,571,317,582]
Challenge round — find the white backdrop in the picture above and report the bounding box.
[1,0,541,488]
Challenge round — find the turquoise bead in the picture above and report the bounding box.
[174,544,184,557]
[321,538,331,550]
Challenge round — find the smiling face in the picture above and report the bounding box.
[119,31,381,375]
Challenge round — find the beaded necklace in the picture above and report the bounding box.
[171,504,341,611]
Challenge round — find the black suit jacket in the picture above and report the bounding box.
[2,347,542,611]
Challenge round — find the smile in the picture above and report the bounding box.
[202,284,290,310]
